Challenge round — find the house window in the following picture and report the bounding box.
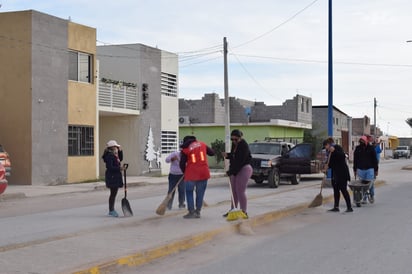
[161,72,178,97]
[301,98,304,112]
[68,125,94,156]
[161,131,178,154]
[69,51,93,83]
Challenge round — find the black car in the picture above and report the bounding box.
[250,140,320,188]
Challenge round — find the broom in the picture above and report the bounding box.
[156,176,184,215]
[226,177,247,221]
[308,179,324,208]
[308,151,332,208]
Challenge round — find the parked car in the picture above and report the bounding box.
[393,146,410,159]
[0,144,11,176]
[250,139,322,188]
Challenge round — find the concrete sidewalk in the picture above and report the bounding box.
[0,172,225,199]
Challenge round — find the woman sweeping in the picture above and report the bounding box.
[223,129,253,218]
[102,140,124,217]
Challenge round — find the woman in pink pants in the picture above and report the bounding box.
[222,129,253,218]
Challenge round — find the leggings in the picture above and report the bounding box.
[109,187,119,211]
[229,164,253,212]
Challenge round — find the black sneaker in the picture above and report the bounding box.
[183,211,198,219]
[345,208,354,212]
[194,210,201,218]
[179,203,186,209]
[328,208,339,212]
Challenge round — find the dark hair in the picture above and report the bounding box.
[183,135,196,143]
[231,129,243,138]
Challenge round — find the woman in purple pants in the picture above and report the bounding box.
[222,129,253,218]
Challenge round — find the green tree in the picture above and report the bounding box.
[211,139,225,164]
[304,124,327,158]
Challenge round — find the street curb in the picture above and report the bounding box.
[0,192,26,200]
[73,180,386,274]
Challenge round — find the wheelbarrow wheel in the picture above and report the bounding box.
[354,190,362,207]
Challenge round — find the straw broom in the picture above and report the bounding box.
[308,151,332,208]
[226,177,247,221]
[156,176,184,215]
[308,179,324,208]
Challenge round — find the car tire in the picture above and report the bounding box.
[268,168,280,188]
[290,174,301,185]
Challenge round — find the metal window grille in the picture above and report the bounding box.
[68,125,94,156]
[161,72,177,97]
[161,131,178,154]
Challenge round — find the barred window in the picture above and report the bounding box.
[161,131,178,154]
[161,72,177,97]
[68,125,94,156]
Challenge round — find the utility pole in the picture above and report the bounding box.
[373,97,377,137]
[327,0,333,137]
[223,37,231,154]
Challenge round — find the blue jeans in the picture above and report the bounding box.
[357,168,375,197]
[185,180,207,212]
[167,174,185,208]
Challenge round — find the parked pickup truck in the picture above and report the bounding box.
[250,140,322,188]
[393,146,410,159]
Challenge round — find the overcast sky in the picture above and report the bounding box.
[2,0,412,136]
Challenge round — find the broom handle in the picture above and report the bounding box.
[227,175,236,209]
[320,151,332,194]
[123,163,129,197]
[170,175,184,197]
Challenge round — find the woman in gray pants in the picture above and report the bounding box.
[223,129,253,218]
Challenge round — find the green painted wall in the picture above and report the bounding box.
[179,125,305,167]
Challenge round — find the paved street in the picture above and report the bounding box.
[0,159,410,273]
[135,160,412,274]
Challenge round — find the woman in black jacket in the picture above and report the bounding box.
[323,139,353,213]
[102,140,124,217]
[223,129,252,218]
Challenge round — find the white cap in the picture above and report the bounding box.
[106,140,120,148]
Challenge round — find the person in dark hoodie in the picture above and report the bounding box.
[353,135,378,203]
[222,129,252,218]
[180,135,215,219]
[323,139,353,213]
[102,140,124,217]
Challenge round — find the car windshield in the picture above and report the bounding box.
[396,146,408,150]
[249,143,281,155]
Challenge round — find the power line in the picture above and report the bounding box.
[233,0,319,49]
[179,55,222,68]
[230,51,283,102]
[176,44,223,55]
[232,53,412,68]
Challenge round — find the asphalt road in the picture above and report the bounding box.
[123,159,412,274]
